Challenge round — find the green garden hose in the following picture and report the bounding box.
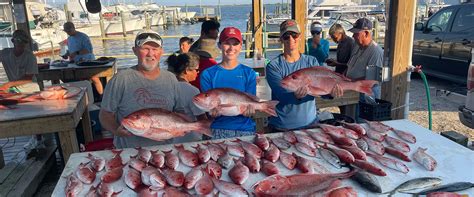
[417,69,432,130]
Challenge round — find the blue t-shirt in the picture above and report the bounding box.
[306,38,329,65]
[67,31,95,62]
[266,54,320,130]
[200,63,257,131]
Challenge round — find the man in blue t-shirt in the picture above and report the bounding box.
[200,27,257,139]
[63,22,103,97]
[266,19,343,132]
[306,21,329,65]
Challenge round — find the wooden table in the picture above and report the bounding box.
[52,119,474,196]
[37,60,117,90]
[0,87,92,162]
[253,77,359,130]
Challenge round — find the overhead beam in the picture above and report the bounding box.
[381,0,417,119]
[291,0,307,53]
[252,0,263,57]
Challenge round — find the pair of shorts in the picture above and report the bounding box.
[203,129,255,140]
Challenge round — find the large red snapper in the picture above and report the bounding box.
[121,108,212,141]
[280,66,378,96]
[253,170,357,196]
[192,88,279,116]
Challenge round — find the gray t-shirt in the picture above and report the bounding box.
[346,41,383,80]
[101,67,183,148]
[173,81,206,144]
[1,48,38,81]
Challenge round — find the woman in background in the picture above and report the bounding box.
[167,52,207,143]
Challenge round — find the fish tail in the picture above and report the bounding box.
[260,100,279,117]
[354,80,378,95]
[196,120,213,137]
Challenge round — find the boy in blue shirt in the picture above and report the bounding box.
[306,21,329,65]
[266,19,342,132]
[200,27,257,139]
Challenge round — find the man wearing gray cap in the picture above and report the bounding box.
[0,30,39,93]
[305,21,329,65]
[99,30,184,148]
[266,19,343,132]
[346,18,383,99]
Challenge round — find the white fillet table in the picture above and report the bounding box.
[52,119,474,196]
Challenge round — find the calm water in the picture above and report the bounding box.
[0,4,283,84]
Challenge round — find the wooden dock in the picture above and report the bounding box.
[0,136,57,196]
[193,16,220,22]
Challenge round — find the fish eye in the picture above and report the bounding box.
[205,94,209,97]
[291,75,297,79]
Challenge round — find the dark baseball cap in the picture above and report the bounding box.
[349,18,373,33]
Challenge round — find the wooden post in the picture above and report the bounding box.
[381,0,417,119]
[173,9,176,25]
[63,4,71,22]
[252,0,263,58]
[145,12,150,30]
[99,12,106,43]
[373,19,379,44]
[12,0,32,51]
[291,0,307,53]
[120,11,126,37]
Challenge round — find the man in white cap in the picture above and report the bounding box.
[305,21,329,65]
[99,30,184,148]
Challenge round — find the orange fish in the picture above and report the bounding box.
[193,88,279,117]
[121,108,212,141]
[281,66,378,96]
[253,170,357,196]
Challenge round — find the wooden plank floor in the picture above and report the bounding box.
[0,135,59,197]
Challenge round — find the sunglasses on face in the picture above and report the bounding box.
[11,38,27,43]
[282,32,300,40]
[189,67,199,72]
[311,31,321,35]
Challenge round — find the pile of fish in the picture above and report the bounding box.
[0,85,82,110]
[62,120,472,196]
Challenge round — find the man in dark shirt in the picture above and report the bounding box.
[326,23,355,74]
[189,20,220,59]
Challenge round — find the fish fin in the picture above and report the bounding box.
[173,111,194,122]
[308,86,329,96]
[354,80,378,95]
[260,100,279,117]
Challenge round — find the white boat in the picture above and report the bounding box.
[0,1,68,54]
[322,8,386,48]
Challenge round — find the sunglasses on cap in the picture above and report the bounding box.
[136,32,161,40]
[282,32,300,40]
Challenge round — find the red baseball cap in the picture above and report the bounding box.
[219,27,242,44]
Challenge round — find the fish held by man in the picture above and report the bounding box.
[280,66,378,96]
[121,108,212,141]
